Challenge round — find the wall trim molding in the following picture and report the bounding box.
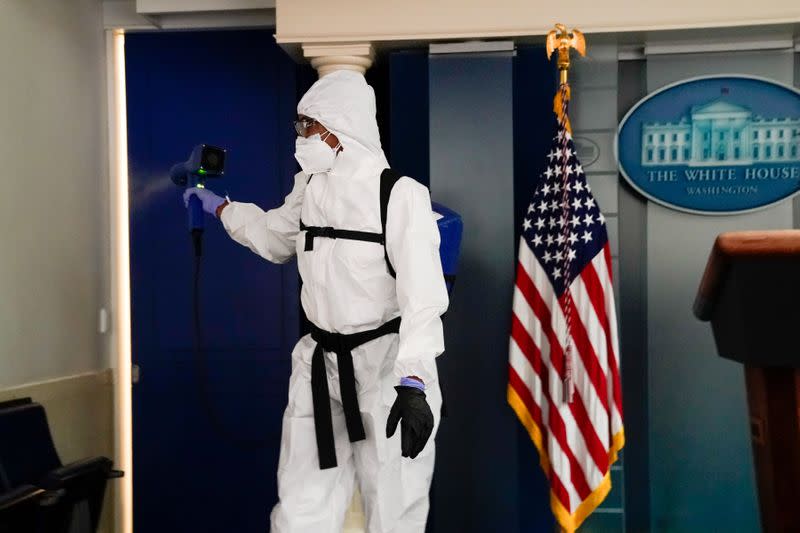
[0,369,113,396]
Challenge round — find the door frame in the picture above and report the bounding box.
[105,28,134,533]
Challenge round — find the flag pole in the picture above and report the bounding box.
[546,24,587,409]
[546,23,586,133]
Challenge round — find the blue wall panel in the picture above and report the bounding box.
[389,50,430,187]
[512,45,559,533]
[428,51,518,533]
[389,46,558,533]
[126,30,299,532]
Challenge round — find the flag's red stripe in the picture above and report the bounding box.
[567,383,609,475]
[549,465,573,516]
[517,263,614,483]
[510,314,550,446]
[514,262,565,380]
[514,262,612,473]
[603,243,613,283]
[550,401,593,503]
[517,257,610,419]
[558,291,609,413]
[514,288,610,476]
[509,358,573,513]
[594,248,624,419]
[611,362,624,420]
[511,303,593,501]
[600,240,625,421]
[508,363,545,442]
[580,262,623,416]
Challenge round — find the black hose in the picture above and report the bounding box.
[191,231,272,450]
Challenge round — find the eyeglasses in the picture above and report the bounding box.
[294,118,318,137]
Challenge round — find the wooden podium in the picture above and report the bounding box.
[694,230,800,533]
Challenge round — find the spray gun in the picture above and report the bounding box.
[169,144,269,448]
[170,144,226,256]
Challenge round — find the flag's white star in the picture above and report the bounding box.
[544,167,554,178]
[567,248,577,260]
[548,217,557,229]
[570,216,581,228]
[552,181,561,194]
[542,183,551,195]
[564,148,574,159]
[571,197,583,210]
[546,234,555,246]
[554,250,564,261]
[566,165,575,176]
[547,151,556,161]
[568,232,578,244]
[527,203,536,214]
[554,148,563,160]
[556,234,565,245]
[532,234,543,247]
[557,216,567,229]
[581,231,593,243]
[574,181,585,193]
[554,166,563,177]
[535,218,546,230]
[549,200,559,211]
[598,212,606,225]
[585,197,596,209]
[552,267,562,279]
[574,164,584,175]
[538,200,548,212]
[564,130,572,141]
[542,250,553,263]
[523,218,532,231]
[583,213,595,226]
[557,130,564,141]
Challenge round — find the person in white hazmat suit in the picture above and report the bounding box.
[184,69,448,532]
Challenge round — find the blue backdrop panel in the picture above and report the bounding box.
[428,51,519,533]
[126,30,299,532]
[388,46,558,533]
[389,50,430,187]
[512,45,559,533]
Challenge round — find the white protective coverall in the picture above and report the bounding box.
[219,70,449,533]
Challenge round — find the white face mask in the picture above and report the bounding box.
[294,132,339,175]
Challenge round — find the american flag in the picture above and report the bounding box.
[507,121,624,532]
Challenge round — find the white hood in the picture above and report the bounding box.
[297,70,387,166]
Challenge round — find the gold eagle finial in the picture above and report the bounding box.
[546,23,586,86]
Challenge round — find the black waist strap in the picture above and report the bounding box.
[300,220,384,251]
[309,317,402,469]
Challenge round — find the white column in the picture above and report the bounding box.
[302,42,374,77]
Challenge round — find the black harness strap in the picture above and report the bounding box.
[300,221,383,252]
[309,317,402,469]
[379,168,402,278]
[299,169,403,279]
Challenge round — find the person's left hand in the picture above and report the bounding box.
[183,187,225,217]
[386,386,434,458]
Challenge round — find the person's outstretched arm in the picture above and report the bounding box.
[219,171,307,264]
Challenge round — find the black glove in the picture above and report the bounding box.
[385,386,434,459]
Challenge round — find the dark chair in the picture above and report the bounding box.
[0,485,45,533]
[0,398,123,533]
